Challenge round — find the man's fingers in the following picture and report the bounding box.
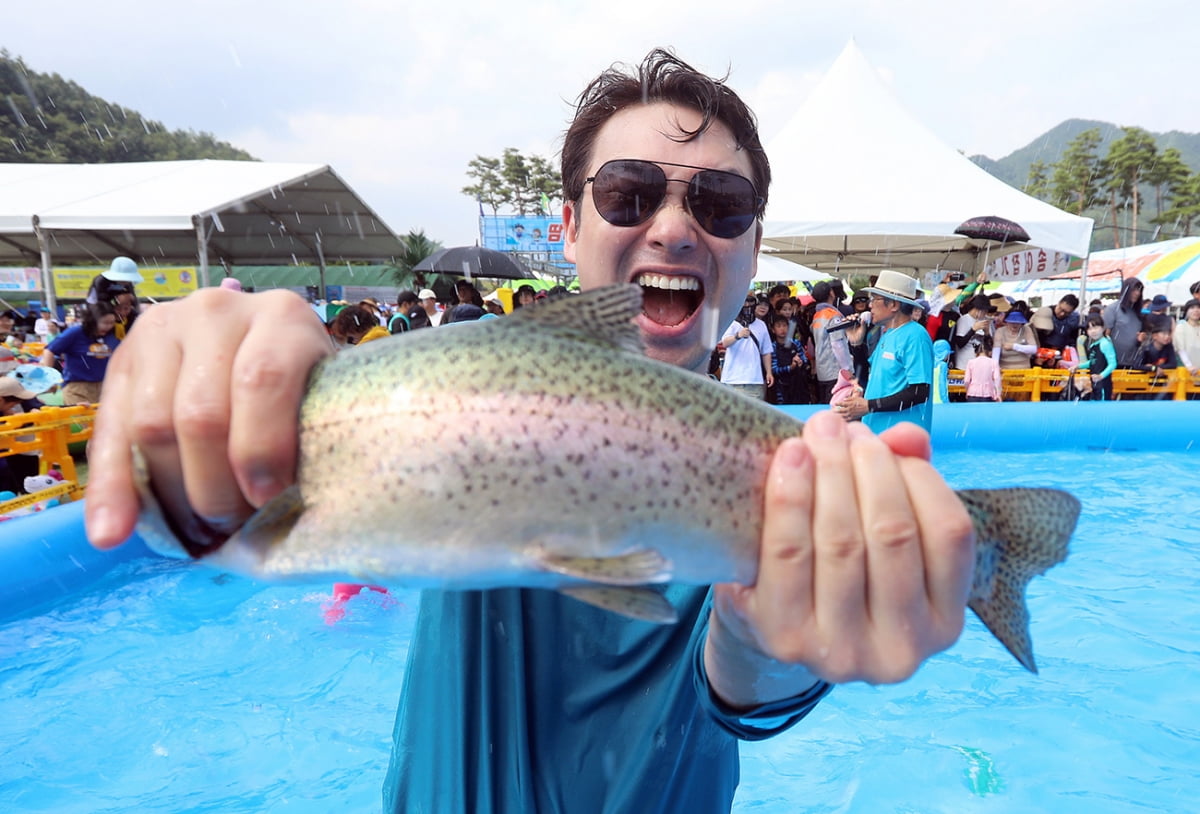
[171,295,258,526]
[228,292,334,506]
[804,411,868,654]
[746,437,816,642]
[84,346,140,548]
[847,422,929,669]
[898,455,974,633]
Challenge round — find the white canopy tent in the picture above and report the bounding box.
[0,160,406,310]
[761,41,1094,278]
[754,252,829,283]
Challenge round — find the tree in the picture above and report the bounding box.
[1,50,254,163]
[1103,126,1158,247]
[1025,160,1050,200]
[1144,147,1192,221]
[1049,128,1107,216]
[1157,172,1200,237]
[389,229,443,289]
[462,148,562,215]
[461,156,505,216]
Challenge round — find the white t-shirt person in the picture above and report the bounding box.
[720,318,771,385]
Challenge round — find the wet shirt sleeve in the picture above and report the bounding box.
[689,592,833,740]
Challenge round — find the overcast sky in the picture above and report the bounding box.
[7,0,1198,247]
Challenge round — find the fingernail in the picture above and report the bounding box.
[778,438,811,469]
[807,411,844,439]
[247,472,283,505]
[87,505,119,548]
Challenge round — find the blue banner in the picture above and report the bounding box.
[480,216,574,274]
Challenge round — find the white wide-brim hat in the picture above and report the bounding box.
[862,269,921,307]
[103,256,143,283]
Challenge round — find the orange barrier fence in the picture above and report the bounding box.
[0,404,97,508]
[947,367,1200,401]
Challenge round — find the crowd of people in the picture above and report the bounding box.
[709,272,1200,407]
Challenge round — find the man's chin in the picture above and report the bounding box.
[639,319,711,374]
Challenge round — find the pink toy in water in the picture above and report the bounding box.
[322,582,393,624]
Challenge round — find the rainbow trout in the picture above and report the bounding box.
[136,284,1079,672]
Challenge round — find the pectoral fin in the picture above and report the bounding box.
[559,586,678,624]
[533,548,671,585]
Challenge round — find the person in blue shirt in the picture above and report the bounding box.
[39,301,119,405]
[84,51,975,814]
[833,270,933,433]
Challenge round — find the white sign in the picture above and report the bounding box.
[986,249,1074,281]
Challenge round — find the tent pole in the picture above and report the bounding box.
[194,216,210,288]
[1078,256,1089,307]
[316,236,328,302]
[33,219,57,315]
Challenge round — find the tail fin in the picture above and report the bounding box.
[956,488,1081,673]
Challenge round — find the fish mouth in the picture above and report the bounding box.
[633,272,703,328]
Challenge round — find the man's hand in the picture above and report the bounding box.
[85,288,333,549]
[705,411,975,708]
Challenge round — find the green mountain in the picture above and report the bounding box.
[1,51,254,163]
[971,118,1200,190]
[971,119,1200,249]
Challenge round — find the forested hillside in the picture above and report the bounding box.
[0,51,254,163]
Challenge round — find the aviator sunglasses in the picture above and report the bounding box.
[585,159,764,239]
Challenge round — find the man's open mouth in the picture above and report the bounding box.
[634,273,703,327]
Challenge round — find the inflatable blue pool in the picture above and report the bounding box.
[2,402,1197,623]
[1,401,1197,812]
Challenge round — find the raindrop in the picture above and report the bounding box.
[5,95,28,128]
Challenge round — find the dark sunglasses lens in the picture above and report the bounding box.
[591,161,666,227]
[688,171,759,238]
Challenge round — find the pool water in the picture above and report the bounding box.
[1,450,1196,813]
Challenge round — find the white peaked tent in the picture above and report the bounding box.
[761,41,1093,277]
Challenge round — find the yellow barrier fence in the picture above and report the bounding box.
[0,405,97,508]
[948,367,1200,401]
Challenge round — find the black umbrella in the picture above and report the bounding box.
[953,216,1031,245]
[413,246,533,280]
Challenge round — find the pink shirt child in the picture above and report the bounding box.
[964,354,1002,400]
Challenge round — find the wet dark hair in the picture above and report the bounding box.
[973,334,994,355]
[1085,313,1105,330]
[396,289,419,307]
[330,304,378,341]
[1059,294,1080,309]
[81,301,115,340]
[561,49,770,213]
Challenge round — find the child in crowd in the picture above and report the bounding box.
[1137,320,1178,379]
[1075,314,1117,401]
[768,314,810,404]
[931,339,952,404]
[963,335,1002,402]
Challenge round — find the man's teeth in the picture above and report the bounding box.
[635,274,700,292]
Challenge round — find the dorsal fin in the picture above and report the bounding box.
[509,283,644,355]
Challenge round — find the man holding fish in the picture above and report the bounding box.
[84,51,1037,812]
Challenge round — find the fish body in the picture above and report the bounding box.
[136,284,1080,671]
